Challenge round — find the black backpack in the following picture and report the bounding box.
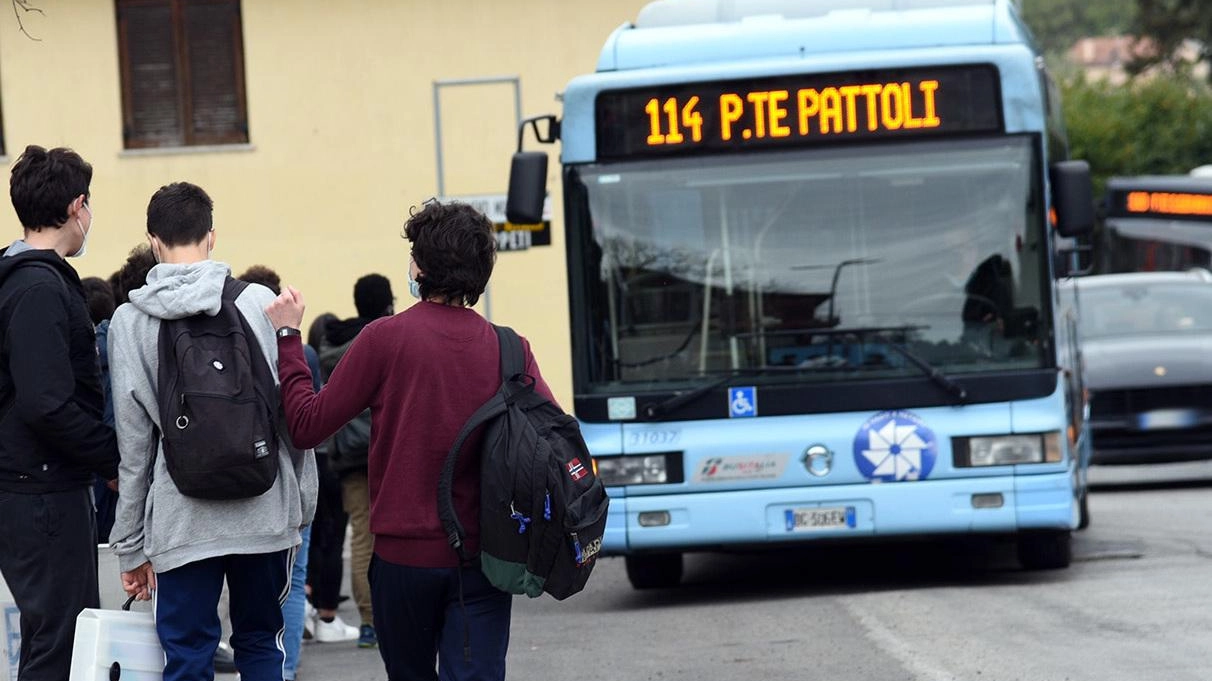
[156,278,279,500]
[438,326,609,600]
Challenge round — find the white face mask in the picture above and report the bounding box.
[70,204,92,258]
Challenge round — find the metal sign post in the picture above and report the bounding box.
[432,76,524,322]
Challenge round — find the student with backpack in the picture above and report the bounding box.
[0,145,120,681]
[265,201,556,681]
[108,182,318,681]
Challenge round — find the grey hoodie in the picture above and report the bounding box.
[107,260,317,573]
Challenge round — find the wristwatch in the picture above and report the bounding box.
[276,327,301,339]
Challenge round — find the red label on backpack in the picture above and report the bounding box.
[567,458,588,482]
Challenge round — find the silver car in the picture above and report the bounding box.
[1063,269,1212,464]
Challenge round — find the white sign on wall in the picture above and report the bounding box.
[437,194,552,252]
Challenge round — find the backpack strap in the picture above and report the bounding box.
[493,325,526,381]
[437,390,507,561]
[223,277,250,303]
[437,325,524,562]
[223,276,303,462]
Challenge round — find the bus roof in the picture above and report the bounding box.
[1107,176,1212,195]
[599,0,1032,71]
[635,0,998,28]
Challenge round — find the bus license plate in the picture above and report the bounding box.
[785,506,856,532]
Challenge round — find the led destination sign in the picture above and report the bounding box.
[1108,189,1212,220]
[596,65,1002,160]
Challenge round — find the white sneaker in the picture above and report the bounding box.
[303,602,316,640]
[313,614,359,643]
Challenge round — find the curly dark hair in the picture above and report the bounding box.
[147,182,213,247]
[403,200,496,307]
[107,270,124,306]
[81,277,115,325]
[9,145,92,230]
[239,265,282,296]
[116,244,157,304]
[308,312,338,351]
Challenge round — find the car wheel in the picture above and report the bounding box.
[625,553,683,589]
[1018,531,1072,570]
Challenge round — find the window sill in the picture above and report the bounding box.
[119,143,255,158]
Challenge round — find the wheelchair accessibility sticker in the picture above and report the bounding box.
[728,386,757,418]
[853,410,938,481]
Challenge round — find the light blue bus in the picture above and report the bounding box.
[507,0,1095,588]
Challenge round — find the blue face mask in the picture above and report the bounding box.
[409,255,422,299]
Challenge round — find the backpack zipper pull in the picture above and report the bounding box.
[176,394,190,430]
[571,532,584,565]
[509,502,531,535]
[543,491,552,521]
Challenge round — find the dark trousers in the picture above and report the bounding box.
[307,454,347,610]
[155,549,292,681]
[92,476,117,544]
[370,554,511,681]
[0,488,98,681]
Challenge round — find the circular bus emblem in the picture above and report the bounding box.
[803,444,833,477]
[853,410,938,482]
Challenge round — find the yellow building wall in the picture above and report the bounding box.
[0,0,651,406]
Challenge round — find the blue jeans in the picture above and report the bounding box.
[369,554,511,681]
[283,526,311,679]
[155,549,293,681]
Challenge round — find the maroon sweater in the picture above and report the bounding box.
[277,301,554,568]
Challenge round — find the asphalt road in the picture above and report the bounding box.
[291,460,1212,681]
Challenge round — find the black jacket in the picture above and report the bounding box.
[316,316,374,474]
[0,246,119,492]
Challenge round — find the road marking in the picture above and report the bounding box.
[842,598,957,681]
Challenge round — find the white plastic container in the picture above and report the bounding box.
[1,545,154,681]
[67,608,163,681]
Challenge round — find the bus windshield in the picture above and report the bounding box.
[1077,281,1212,339]
[1101,219,1212,272]
[569,136,1051,392]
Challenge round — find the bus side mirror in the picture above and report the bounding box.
[1050,160,1094,238]
[506,151,547,225]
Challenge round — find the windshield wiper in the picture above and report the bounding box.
[885,343,968,405]
[641,367,790,419]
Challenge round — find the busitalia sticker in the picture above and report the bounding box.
[853,410,938,482]
[693,453,788,482]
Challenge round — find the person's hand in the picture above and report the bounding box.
[106,478,119,492]
[265,285,306,331]
[121,562,156,601]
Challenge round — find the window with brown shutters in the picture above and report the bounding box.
[116,0,248,149]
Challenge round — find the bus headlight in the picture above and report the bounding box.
[953,432,1062,467]
[594,455,675,486]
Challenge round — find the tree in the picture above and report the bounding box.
[1129,0,1212,81]
[1062,73,1212,196]
[1020,0,1136,56]
[11,0,43,40]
